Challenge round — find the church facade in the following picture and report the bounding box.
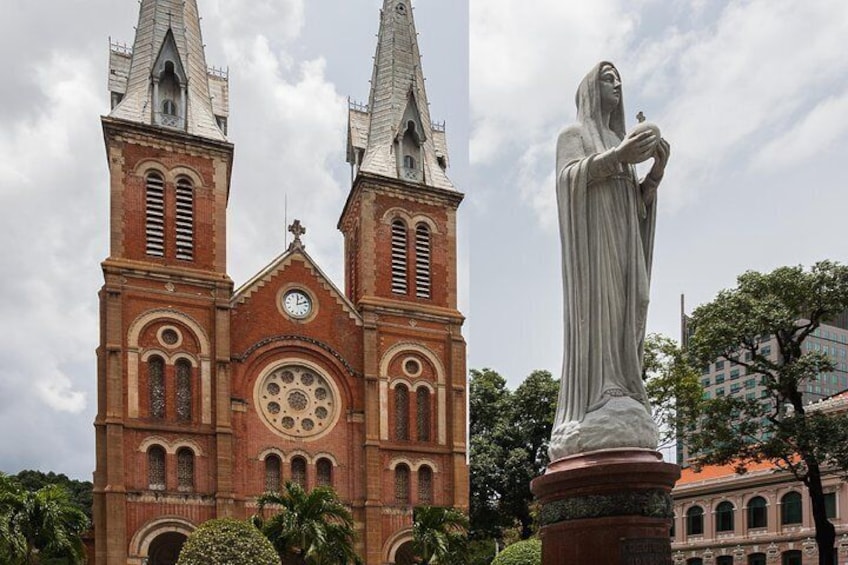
[92,2,468,564]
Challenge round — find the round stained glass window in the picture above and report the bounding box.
[256,363,339,439]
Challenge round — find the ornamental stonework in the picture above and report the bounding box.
[255,364,338,439]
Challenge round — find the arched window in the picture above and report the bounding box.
[416,387,431,442]
[145,172,165,257]
[148,355,165,419]
[418,465,433,505]
[686,559,703,565]
[177,448,194,492]
[403,155,415,169]
[316,458,333,487]
[414,223,431,299]
[715,501,735,532]
[175,359,192,422]
[291,456,307,488]
[395,464,410,504]
[747,496,767,529]
[717,556,734,565]
[147,446,166,490]
[162,99,177,116]
[395,384,409,441]
[748,553,766,565]
[174,177,194,261]
[781,550,802,565]
[391,219,408,294]
[686,506,704,536]
[781,492,802,525]
[264,455,281,492]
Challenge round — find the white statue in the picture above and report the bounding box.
[548,62,670,461]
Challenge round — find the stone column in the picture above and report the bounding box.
[531,449,679,564]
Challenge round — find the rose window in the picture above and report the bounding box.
[257,364,337,439]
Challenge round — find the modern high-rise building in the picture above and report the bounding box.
[92,2,468,564]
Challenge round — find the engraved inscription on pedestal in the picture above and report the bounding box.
[620,538,673,565]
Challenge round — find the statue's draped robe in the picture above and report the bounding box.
[552,62,656,436]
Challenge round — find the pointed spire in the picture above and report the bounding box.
[108,0,228,141]
[348,0,454,191]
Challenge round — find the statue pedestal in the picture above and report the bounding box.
[531,449,680,564]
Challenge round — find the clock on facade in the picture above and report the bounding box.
[282,289,312,319]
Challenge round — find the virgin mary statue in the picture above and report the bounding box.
[548,62,670,461]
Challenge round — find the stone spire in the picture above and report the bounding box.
[107,0,229,141]
[347,0,454,191]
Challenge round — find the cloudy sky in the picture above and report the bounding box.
[2,0,848,480]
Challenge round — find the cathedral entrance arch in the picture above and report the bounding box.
[392,541,416,565]
[147,532,186,565]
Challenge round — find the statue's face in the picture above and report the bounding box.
[599,66,621,114]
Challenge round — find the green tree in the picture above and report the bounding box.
[682,262,848,565]
[176,517,280,565]
[0,474,89,565]
[254,482,361,565]
[491,539,541,565]
[412,505,470,564]
[12,471,92,522]
[642,333,706,449]
[468,369,558,541]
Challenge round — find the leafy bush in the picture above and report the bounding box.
[176,518,280,565]
[491,539,541,565]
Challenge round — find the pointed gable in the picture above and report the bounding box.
[347,0,455,191]
[108,0,228,141]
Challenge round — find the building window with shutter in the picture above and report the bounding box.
[145,173,165,257]
[395,464,410,504]
[177,448,194,492]
[175,359,192,422]
[147,446,166,490]
[291,456,307,488]
[264,455,281,492]
[416,387,431,442]
[174,177,194,261]
[418,465,433,505]
[148,356,165,419]
[316,458,333,487]
[395,384,409,441]
[391,219,408,294]
[415,223,431,298]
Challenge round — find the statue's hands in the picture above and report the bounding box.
[648,138,670,181]
[615,130,657,164]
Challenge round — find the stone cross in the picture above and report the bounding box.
[288,219,306,250]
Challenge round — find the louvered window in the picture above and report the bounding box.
[148,356,165,419]
[395,384,409,441]
[291,457,307,488]
[264,455,281,492]
[415,223,431,298]
[175,177,194,260]
[316,458,333,487]
[395,464,410,504]
[391,219,408,294]
[176,360,192,422]
[145,173,165,256]
[177,448,194,492]
[416,387,431,442]
[418,465,433,505]
[147,446,166,490]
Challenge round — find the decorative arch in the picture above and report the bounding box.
[258,447,286,462]
[133,159,169,179]
[312,452,340,466]
[129,516,196,559]
[138,436,169,453]
[388,457,415,471]
[383,527,415,564]
[127,309,212,424]
[379,342,447,444]
[168,165,204,187]
[170,439,203,457]
[137,436,203,456]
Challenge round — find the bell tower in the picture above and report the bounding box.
[339,1,468,561]
[94,1,234,562]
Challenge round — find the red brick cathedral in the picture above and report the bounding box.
[92,1,468,563]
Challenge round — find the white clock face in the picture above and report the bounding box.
[283,290,312,318]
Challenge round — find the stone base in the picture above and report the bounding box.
[531,449,680,565]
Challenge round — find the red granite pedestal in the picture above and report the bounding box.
[531,449,680,564]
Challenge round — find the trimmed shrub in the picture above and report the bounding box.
[176,518,280,565]
[492,539,542,565]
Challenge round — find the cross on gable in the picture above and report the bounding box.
[288,219,306,251]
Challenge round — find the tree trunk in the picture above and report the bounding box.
[807,463,836,565]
